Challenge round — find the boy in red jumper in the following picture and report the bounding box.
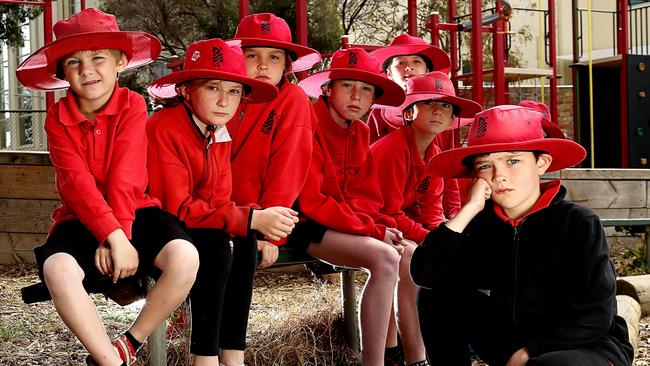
[371,72,482,366]
[16,8,199,366]
[410,105,633,365]
[146,38,295,366]
[295,48,407,366]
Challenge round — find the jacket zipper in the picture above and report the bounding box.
[511,218,526,323]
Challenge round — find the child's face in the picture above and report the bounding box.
[407,100,454,136]
[180,79,243,127]
[471,151,552,219]
[243,47,287,86]
[62,49,126,109]
[324,80,376,124]
[386,55,428,89]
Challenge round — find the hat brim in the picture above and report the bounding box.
[540,118,566,138]
[16,31,162,91]
[378,106,474,131]
[430,138,587,178]
[371,44,451,74]
[399,92,483,118]
[298,68,405,107]
[149,69,278,103]
[233,38,321,72]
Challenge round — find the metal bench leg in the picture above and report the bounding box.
[341,269,360,352]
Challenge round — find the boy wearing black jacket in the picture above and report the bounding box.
[410,105,633,366]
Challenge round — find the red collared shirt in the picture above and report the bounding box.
[45,84,160,243]
[371,126,448,243]
[297,97,393,240]
[146,104,251,237]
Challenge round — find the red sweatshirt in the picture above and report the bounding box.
[146,104,251,237]
[228,82,315,208]
[297,97,393,240]
[372,126,457,243]
[45,84,159,243]
[367,108,461,215]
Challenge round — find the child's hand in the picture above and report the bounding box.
[95,245,113,276]
[383,228,405,255]
[105,229,139,283]
[257,240,279,269]
[251,207,299,241]
[505,347,529,366]
[466,178,492,211]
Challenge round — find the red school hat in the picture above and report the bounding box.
[517,100,566,139]
[400,72,482,118]
[231,13,321,72]
[148,38,278,104]
[298,48,405,107]
[429,105,586,178]
[371,34,451,74]
[16,8,161,91]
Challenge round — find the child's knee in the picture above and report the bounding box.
[42,253,84,286]
[371,242,401,274]
[159,239,200,276]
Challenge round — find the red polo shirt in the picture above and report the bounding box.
[297,97,393,240]
[45,84,160,243]
[146,104,251,237]
[372,126,452,243]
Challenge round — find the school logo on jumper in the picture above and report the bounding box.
[417,176,431,194]
[261,21,271,34]
[212,47,223,66]
[336,166,361,176]
[348,52,358,66]
[477,116,488,137]
[260,109,276,135]
[434,79,443,92]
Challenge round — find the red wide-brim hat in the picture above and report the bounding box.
[517,100,566,138]
[371,34,451,74]
[398,72,482,118]
[430,105,586,178]
[298,48,405,107]
[16,8,161,91]
[148,39,277,104]
[377,107,474,131]
[231,13,321,72]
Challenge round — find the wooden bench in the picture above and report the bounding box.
[20,246,360,366]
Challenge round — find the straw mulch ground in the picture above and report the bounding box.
[2,264,650,366]
[0,264,360,366]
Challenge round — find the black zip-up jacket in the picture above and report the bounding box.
[410,185,633,365]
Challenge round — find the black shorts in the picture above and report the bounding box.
[34,206,192,284]
[284,219,329,251]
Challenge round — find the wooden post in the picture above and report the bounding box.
[147,278,167,366]
[341,269,359,352]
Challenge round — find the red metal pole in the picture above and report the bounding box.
[493,4,505,105]
[471,0,483,105]
[548,0,559,126]
[80,0,85,10]
[617,0,629,167]
[449,0,458,87]
[429,13,440,47]
[408,0,417,36]
[44,0,54,109]
[296,0,308,46]
[239,0,249,19]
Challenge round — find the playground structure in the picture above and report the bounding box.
[2,0,650,168]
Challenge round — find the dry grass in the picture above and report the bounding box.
[0,265,360,366]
